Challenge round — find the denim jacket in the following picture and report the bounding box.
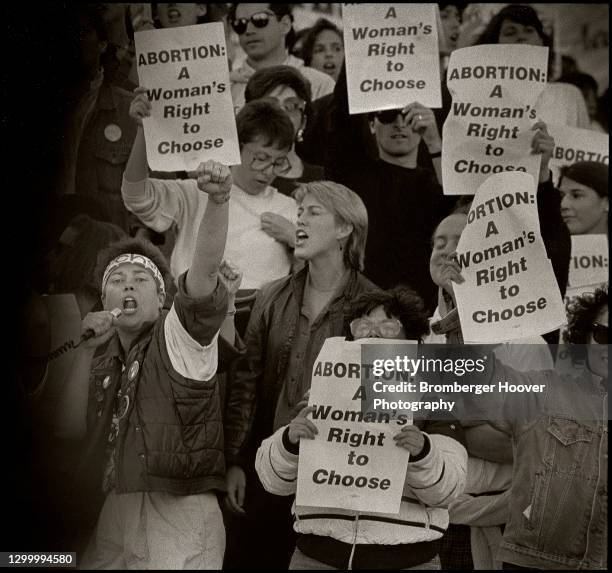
[480,361,607,570]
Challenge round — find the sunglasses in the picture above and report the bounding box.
[350,317,403,339]
[231,11,278,35]
[375,109,405,124]
[592,323,608,345]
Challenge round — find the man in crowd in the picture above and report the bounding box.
[229,4,335,110]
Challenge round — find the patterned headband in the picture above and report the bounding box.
[102,253,166,299]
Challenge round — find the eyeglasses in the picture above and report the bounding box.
[592,323,608,345]
[350,317,403,339]
[231,11,278,35]
[247,149,291,176]
[375,109,405,124]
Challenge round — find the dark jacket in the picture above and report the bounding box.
[224,266,377,466]
[78,274,231,496]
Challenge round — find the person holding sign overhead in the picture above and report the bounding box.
[559,161,608,236]
[255,286,467,570]
[122,91,298,292]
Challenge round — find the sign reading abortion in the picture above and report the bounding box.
[135,23,240,171]
[296,337,410,514]
[453,172,566,342]
[442,45,548,195]
[547,124,608,180]
[342,4,441,113]
[566,234,609,299]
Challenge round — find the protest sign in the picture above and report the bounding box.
[567,234,609,293]
[342,4,441,113]
[296,337,410,514]
[453,172,566,343]
[442,45,548,195]
[135,23,240,171]
[547,124,608,180]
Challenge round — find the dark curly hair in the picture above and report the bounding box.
[94,238,173,297]
[348,286,431,341]
[563,283,608,363]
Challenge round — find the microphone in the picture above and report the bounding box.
[81,308,123,342]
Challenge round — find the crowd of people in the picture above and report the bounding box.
[11,3,608,571]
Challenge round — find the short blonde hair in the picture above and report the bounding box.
[294,181,368,271]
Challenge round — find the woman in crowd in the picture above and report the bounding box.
[245,65,325,196]
[255,286,468,570]
[301,18,345,82]
[475,4,591,129]
[223,180,376,569]
[559,161,608,236]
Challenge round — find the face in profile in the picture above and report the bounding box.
[429,214,468,288]
[560,177,608,235]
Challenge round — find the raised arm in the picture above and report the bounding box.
[124,86,151,183]
[184,161,231,298]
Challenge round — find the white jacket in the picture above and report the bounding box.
[255,425,467,545]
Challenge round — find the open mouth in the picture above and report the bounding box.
[122,296,138,315]
[450,32,459,43]
[323,62,336,71]
[295,230,309,247]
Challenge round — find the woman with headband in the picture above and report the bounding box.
[55,160,242,569]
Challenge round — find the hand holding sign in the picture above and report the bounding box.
[401,102,441,152]
[288,406,319,445]
[530,121,555,183]
[196,160,232,204]
[129,86,152,126]
[393,425,426,456]
[437,252,465,302]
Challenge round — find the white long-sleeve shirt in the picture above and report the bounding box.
[122,176,296,289]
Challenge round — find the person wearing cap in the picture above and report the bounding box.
[54,160,242,569]
[559,161,608,236]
